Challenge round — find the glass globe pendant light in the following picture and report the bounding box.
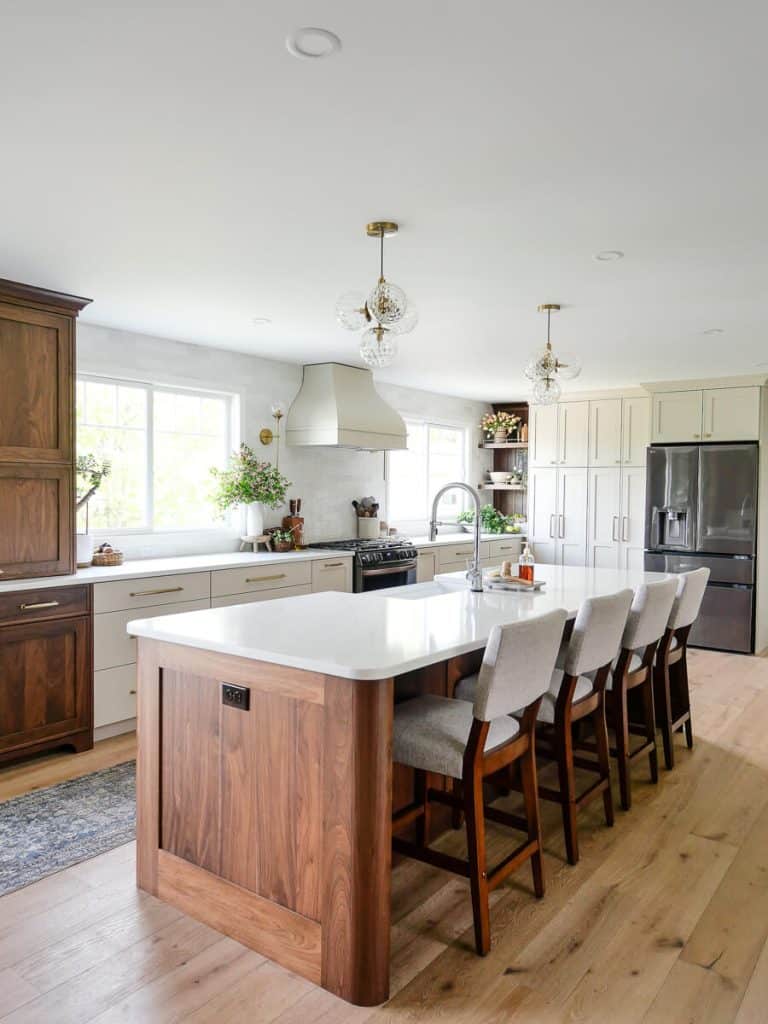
[335,221,416,368]
[526,303,582,403]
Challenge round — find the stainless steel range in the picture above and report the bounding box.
[309,538,418,592]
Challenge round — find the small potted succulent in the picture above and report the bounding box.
[268,526,298,553]
[480,410,521,443]
[211,443,291,536]
[75,454,112,567]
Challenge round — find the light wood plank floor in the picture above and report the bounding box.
[2,649,768,1023]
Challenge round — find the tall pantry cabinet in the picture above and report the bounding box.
[0,278,95,763]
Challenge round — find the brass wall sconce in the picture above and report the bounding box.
[260,402,286,467]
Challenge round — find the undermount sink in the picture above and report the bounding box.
[388,578,467,600]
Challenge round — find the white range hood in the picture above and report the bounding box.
[286,363,407,450]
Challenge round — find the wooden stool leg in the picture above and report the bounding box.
[414,769,429,847]
[555,718,579,866]
[594,704,615,828]
[613,689,631,812]
[464,774,490,955]
[681,652,694,749]
[519,744,545,898]
[654,659,675,770]
[451,778,464,829]
[640,677,659,784]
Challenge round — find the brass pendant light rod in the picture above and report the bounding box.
[367,221,398,283]
[537,302,560,351]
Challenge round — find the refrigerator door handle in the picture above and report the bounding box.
[622,515,629,543]
[612,515,619,542]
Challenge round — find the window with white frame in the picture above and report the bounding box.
[387,420,468,525]
[76,375,236,533]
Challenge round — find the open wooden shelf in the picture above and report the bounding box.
[478,441,528,450]
[478,483,527,491]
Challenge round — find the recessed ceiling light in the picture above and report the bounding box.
[286,27,342,60]
[702,328,724,335]
[593,250,624,262]
[252,317,272,326]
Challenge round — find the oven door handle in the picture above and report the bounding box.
[360,562,417,577]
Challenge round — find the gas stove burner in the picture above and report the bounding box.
[310,537,413,552]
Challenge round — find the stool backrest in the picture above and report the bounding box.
[622,577,679,651]
[473,608,568,722]
[563,589,634,677]
[668,567,710,630]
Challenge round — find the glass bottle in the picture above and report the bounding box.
[518,543,535,583]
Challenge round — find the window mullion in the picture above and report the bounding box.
[146,385,155,531]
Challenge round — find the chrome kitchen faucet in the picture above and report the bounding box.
[429,482,483,592]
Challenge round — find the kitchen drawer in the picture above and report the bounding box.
[94,664,137,728]
[436,541,490,569]
[94,598,210,671]
[211,584,312,608]
[487,537,523,560]
[93,572,210,614]
[0,585,90,627]
[211,561,311,597]
[311,557,353,593]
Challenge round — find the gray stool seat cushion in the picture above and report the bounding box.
[454,673,479,703]
[537,669,595,723]
[393,694,520,779]
[606,651,643,688]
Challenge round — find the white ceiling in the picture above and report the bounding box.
[1,1,766,401]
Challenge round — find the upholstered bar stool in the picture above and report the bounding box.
[603,577,678,810]
[654,567,710,769]
[455,590,633,866]
[391,609,568,956]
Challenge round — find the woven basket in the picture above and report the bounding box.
[92,550,124,567]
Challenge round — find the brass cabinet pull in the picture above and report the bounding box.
[322,562,345,568]
[245,573,286,583]
[129,689,137,695]
[129,586,184,598]
[19,600,60,611]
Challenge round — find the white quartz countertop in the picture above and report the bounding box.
[0,549,353,594]
[128,563,673,681]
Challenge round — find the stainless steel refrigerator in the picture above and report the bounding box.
[644,443,758,653]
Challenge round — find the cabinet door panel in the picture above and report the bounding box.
[0,615,91,754]
[588,400,622,468]
[529,404,558,466]
[619,467,647,570]
[558,402,590,467]
[0,302,72,463]
[587,468,621,569]
[0,464,73,578]
[622,397,651,466]
[652,390,703,443]
[528,468,557,564]
[557,468,588,566]
[311,558,353,593]
[416,550,437,583]
[702,387,761,442]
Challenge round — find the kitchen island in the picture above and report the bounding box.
[129,564,672,1006]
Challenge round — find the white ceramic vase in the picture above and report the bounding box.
[76,533,93,568]
[245,502,264,537]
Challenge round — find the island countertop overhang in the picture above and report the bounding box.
[128,565,674,681]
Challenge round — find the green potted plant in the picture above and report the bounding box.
[268,525,298,553]
[75,454,112,567]
[211,443,291,536]
[457,504,517,535]
[479,410,521,443]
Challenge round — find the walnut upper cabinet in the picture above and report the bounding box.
[0,278,91,579]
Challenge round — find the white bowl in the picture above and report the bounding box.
[488,471,510,483]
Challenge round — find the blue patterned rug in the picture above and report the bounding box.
[0,761,136,896]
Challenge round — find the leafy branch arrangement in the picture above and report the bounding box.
[76,454,112,510]
[457,504,521,534]
[211,443,291,512]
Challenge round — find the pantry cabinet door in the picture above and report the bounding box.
[528,467,557,564]
[702,387,761,442]
[622,397,651,466]
[588,400,622,467]
[587,467,621,569]
[558,401,590,467]
[556,467,588,566]
[529,404,559,467]
[619,467,647,571]
[651,390,703,443]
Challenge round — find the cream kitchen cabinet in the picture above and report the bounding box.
[211,585,312,608]
[94,598,210,671]
[211,562,311,598]
[529,466,587,566]
[436,540,491,571]
[702,387,761,441]
[587,466,646,571]
[589,397,651,468]
[652,387,761,443]
[416,548,438,582]
[530,401,589,467]
[311,556,353,593]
